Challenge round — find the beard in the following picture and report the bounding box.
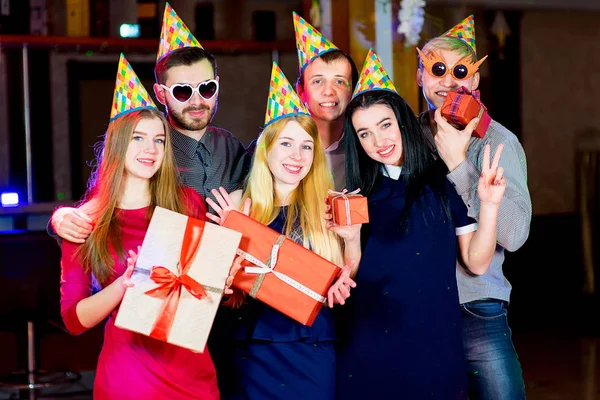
[169,100,218,132]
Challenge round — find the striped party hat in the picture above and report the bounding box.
[110,54,158,121]
[352,49,398,99]
[157,2,203,62]
[264,62,310,127]
[443,15,477,53]
[293,12,339,73]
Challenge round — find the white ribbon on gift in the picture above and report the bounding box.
[328,188,361,225]
[235,237,327,304]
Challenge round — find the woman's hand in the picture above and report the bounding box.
[224,254,245,295]
[327,261,357,308]
[324,204,362,242]
[122,246,140,289]
[206,187,251,225]
[478,144,507,206]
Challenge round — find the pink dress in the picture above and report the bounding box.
[60,188,219,399]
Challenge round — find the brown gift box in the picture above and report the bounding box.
[114,207,241,352]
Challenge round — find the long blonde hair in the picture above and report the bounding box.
[227,116,343,308]
[78,108,186,286]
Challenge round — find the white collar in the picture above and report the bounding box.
[325,132,344,152]
[381,164,402,180]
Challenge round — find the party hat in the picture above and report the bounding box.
[157,2,203,61]
[352,49,398,99]
[293,11,339,73]
[110,54,158,121]
[443,15,477,53]
[264,62,310,126]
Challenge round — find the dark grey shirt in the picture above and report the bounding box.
[170,126,250,205]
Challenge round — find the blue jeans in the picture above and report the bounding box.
[461,300,526,400]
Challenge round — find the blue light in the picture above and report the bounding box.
[120,24,141,38]
[1,192,19,207]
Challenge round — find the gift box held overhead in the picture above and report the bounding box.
[222,210,341,326]
[327,189,369,226]
[114,207,241,352]
[441,87,491,138]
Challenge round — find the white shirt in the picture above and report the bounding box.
[381,164,402,180]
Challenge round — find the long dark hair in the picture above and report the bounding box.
[343,90,450,229]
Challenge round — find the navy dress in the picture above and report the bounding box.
[336,172,474,399]
[228,207,337,400]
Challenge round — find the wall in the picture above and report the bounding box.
[50,50,297,200]
[521,11,600,215]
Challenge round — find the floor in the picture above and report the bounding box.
[518,332,600,399]
[0,330,598,399]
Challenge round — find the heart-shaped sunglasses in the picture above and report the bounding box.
[160,79,219,103]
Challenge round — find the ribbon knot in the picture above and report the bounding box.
[328,188,361,225]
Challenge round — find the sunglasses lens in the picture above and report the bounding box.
[432,62,447,77]
[453,65,468,80]
[199,81,218,100]
[172,85,193,102]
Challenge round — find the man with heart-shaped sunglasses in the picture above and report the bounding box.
[152,46,250,207]
[416,15,530,400]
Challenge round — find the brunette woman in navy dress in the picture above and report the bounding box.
[334,51,506,399]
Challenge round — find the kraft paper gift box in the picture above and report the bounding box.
[441,87,492,139]
[222,210,340,326]
[327,189,369,226]
[115,207,241,352]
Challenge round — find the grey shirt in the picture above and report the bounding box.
[419,112,532,304]
[170,126,250,205]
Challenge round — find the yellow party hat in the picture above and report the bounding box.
[157,2,203,62]
[352,49,398,99]
[110,54,158,121]
[264,62,310,126]
[293,11,339,73]
[443,15,477,53]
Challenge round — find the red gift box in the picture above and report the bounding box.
[441,87,492,138]
[222,210,341,326]
[327,189,369,226]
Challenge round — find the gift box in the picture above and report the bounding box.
[441,87,492,138]
[114,207,241,352]
[327,189,369,226]
[222,210,341,326]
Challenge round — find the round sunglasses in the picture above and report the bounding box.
[417,48,488,81]
[430,61,471,80]
[160,79,219,103]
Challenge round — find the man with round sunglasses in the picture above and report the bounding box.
[416,15,530,400]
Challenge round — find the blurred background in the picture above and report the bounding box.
[0,0,599,398]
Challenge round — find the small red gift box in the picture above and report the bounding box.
[441,87,492,138]
[327,189,369,226]
[222,210,341,326]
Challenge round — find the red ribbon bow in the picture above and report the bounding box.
[144,217,207,342]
